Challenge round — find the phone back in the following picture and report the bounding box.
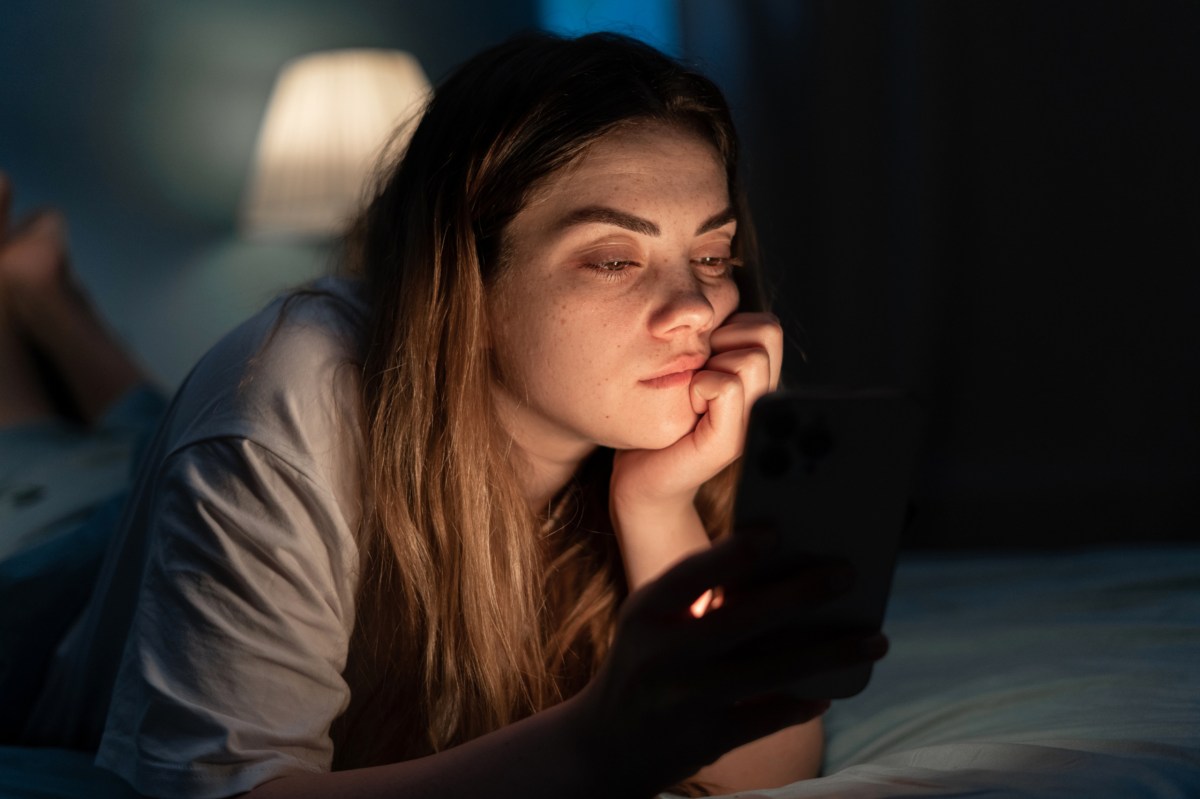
[733,388,921,699]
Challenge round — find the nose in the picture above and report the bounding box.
[647,268,716,339]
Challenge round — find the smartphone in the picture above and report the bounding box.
[731,387,922,699]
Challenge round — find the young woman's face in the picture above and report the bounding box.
[489,123,740,459]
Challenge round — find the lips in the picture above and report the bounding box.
[640,353,708,387]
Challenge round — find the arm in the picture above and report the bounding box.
[612,499,825,795]
[258,528,848,799]
[609,312,824,794]
[247,695,607,799]
[134,438,848,799]
[108,427,825,799]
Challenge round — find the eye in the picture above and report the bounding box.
[691,256,743,278]
[581,259,641,282]
[588,259,638,271]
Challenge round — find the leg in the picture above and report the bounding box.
[0,176,147,427]
[0,175,57,426]
[0,286,57,427]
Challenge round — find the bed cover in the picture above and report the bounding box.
[1,544,1197,798]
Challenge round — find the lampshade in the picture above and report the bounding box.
[241,49,431,239]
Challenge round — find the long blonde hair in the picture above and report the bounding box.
[330,32,766,794]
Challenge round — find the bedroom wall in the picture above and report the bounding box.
[1,0,539,387]
[682,1,1200,547]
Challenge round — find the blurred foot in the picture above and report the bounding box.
[0,173,147,426]
[0,176,76,330]
[0,174,60,425]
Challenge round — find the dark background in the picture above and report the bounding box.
[686,1,1199,549]
[3,1,1197,549]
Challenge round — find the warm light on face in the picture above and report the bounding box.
[487,125,740,458]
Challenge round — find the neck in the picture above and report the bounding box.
[522,449,590,513]
[494,392,594,512]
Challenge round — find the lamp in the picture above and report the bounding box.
[241,49,431,239]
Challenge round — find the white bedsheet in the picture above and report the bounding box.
[693,545,1200,797]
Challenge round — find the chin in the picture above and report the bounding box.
[627,408,700,450]
[598,389,700,450]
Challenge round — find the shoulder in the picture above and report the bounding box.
[213,274,367,396]
[165,276,369,466]
[242,275,369,385]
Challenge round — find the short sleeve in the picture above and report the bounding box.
[96,437,359,799]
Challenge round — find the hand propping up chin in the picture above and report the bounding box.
[611,311,783,511]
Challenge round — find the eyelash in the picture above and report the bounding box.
[583,257,743,282]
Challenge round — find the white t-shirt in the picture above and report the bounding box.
[25,276,370,799]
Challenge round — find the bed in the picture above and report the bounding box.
[769,544,1200,798]
[2,504,1197,798]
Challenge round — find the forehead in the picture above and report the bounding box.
[526,123,729,212]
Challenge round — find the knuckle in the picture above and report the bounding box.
[697,369,740,395]
[710,369,739,395]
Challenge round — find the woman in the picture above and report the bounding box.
[12,32,886,798]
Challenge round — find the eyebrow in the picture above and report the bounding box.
[552,205,737,237]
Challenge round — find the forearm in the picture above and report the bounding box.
[611,500,826,795]
[610,496,711,591]
[690,716,824,794]
[248,693,616,799]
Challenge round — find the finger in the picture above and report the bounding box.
[638,534,758,617]
[688,369,744,459]
[709,312,784,390]
[642,552,855,664]
[703,347,772,425]
[699,632,888,706]
[709,312,777,349]
[682,563,856,660]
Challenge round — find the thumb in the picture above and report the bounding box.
[639,534,756,616]
[690,375,709,416]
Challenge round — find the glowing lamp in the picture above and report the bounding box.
[241,49,430,239]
